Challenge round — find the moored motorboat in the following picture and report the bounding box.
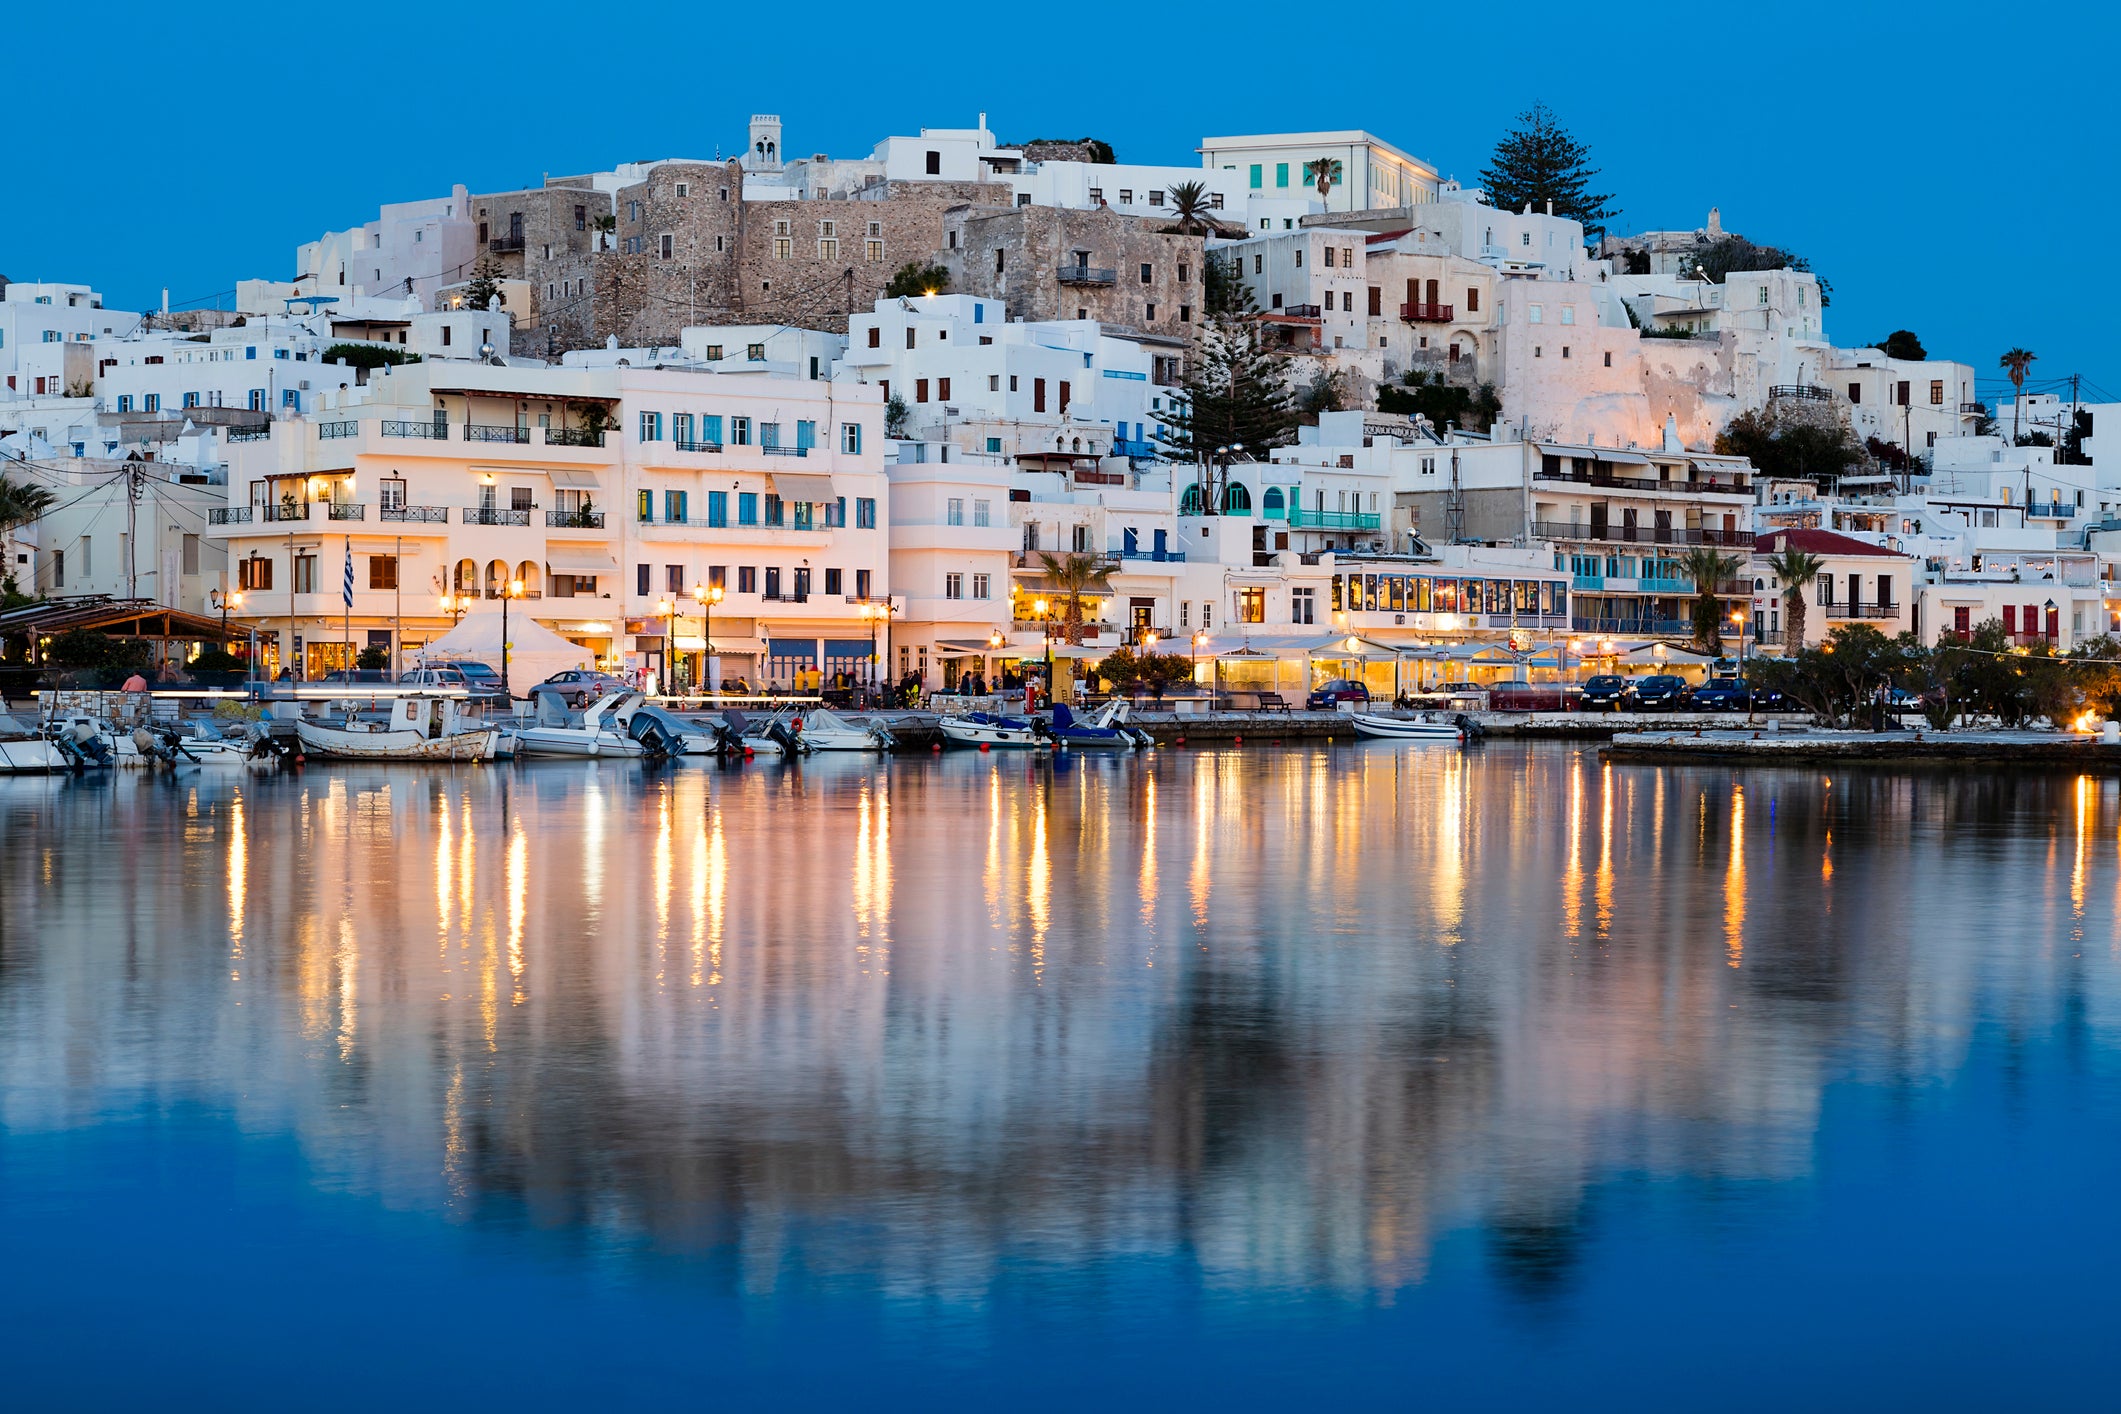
[1348,712,1465,743]
[1049,701,1152,750]
[0,714,72,773]
[294,695,500,761]
[939,709,1051,749]
[516,691,692,762]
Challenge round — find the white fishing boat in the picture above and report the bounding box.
[516,692,688,760]
[294,695,501,761]
[1348,712,1465,743]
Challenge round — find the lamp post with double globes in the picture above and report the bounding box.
[694,582,723,696]
[500,578,525,699]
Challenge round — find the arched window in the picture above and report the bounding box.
[1262,486,1286,518]
[485,559,509,598]
[454,558,477,594]
[1179,484,1204,516]
[1222,482,1252,514]
[514,561,541,596]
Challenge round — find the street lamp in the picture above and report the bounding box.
[1035,596,1053,704]
[439,592,468,625]
[656,595,675,696]
[694,582,723,695]
[500,578,525,699]
[211,587,244,645]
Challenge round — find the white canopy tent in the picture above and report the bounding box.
[414,609,592,688]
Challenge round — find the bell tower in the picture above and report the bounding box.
[745,115,783,172]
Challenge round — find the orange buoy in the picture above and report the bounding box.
[1232,735,1242,747]
[932,740,943,752]
[979,742,990,753]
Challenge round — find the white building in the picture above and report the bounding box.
[1199,131,1440,214]
[205,360,889,686]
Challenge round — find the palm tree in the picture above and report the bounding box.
[0,475,55,530]
[1303,157,1343,203]
[1164,180,1214,235]
[1036,552,1113,645]
[2000,347,2036,443]
[1676,546,1746,652]
[1765,545,1824,649]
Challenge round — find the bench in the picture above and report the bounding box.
[1257,692,1293,715]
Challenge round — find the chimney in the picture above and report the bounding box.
[1707,206,1722,237]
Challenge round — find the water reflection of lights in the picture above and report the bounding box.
[1562,756,1583,941]
[1139,769,1158,931]
[1595,760,1614,940]
[228,789,246,971]
[507,816,528,1000]
[1725,784,1745,968]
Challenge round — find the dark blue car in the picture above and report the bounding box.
[1689,679,1752,712]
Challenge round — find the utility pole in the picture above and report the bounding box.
[124,460,146,600]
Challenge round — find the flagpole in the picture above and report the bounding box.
[343,536,353,671]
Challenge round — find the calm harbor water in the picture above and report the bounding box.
[2,745,2117,1407]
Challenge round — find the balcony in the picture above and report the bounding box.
[1011,550,1121,571]
[1768,384,1832,404]
[760,444,810,457]
[1960,402,1988,415]
[1283,303,1323,319]
[380,505,449,523]
[489,235,525,254]
[1115,546,1186,563]
[318,420,360,440]
[464,424,530,444]
[1287,507,1381,531]
[462,507,533,526]
[1074,468,1128,486]
[262,503,311,523]
[1571,615,1696,636]
[1533,520,1753,547]
[326,502,367,521]
[1535,465,1750,495]
[547,427,606,448]
[671,438,721,454]
[380,420,443,439]
[1400,302,1454,323]
[1822,601,1900,619]
[208,507,253,525]
[1057,264,1117,285]
[546,509,607,528]
[226,428,271,444]
[2027,500,2075,519]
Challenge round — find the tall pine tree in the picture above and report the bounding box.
[1479,104,1617,237]
[1163,314,1297,514]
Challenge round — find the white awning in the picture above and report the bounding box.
[543,548,619,574]
[935,639,1005,654]
[770,472,836,502]
[548,468,601,489]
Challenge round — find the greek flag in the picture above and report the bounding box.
[342,540,355,609]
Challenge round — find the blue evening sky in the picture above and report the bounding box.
[12,1,2114,398]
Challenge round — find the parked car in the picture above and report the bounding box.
[399,664,509,707]
[1631,675,1690,711]
[1578,675,1630,711]
[1306,679,1371,710]
[315,668,394,686]
[530,668,632,709]
[1689,678,1753,712]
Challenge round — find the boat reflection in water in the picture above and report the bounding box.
[1,748,2118,1402]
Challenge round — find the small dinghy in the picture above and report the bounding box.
[1348,712,1465,743]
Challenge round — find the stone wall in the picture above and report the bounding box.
[942,206,1206,344]
[733,179,1007,336]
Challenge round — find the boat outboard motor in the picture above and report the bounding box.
[626,708,681,765]
[1451,712,1487,742]
[763,718,810,757]
[868,721,898,751]
[131,724,197,765]
[54,719,113,769]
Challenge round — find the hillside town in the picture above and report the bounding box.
[1,109,2111,710]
